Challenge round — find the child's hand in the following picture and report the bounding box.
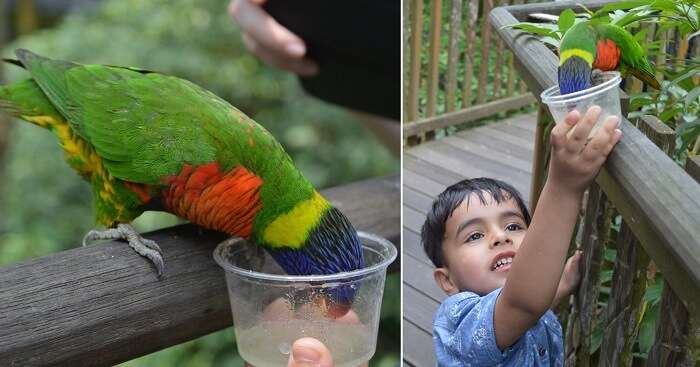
[552,250,583,308]
[548,106,622,196]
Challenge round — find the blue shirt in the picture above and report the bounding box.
[433,288,564,366]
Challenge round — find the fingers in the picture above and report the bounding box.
[582,115,621,162]
[229,0,319,75]
[550,109,580,151]
[242,33,319,76]
[287,338,334,367]
[567,106,601,153]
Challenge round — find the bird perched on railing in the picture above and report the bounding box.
[0,49,363,315]
[558,21,660,95]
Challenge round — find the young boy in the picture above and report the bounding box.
[422,106,622,366]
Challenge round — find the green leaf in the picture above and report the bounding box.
[510,23,560,38]
[592,0,653,19]
[605,247,618,262]
[638,302,659,354]
[643,277,664,304]
[559,9,576,34]
[591,320,604,353]
[684,85,700,112]
[600,269,614,285]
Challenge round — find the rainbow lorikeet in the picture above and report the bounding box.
[558,21,661,95]
[0,49,363,313]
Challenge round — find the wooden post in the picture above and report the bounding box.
[477,0,493,105]
[445,0,462,113]
[461,0,479,108]
[403,0,411,120]
[492,0,506,99]
[598,223,650,367]
[565,183,613,366]
[407,0,424,123]
[426,0,443,118]
[529,104,551,214]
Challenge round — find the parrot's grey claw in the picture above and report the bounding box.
[82,224,166,278]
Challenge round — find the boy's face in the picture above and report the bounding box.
[433,191,528,296]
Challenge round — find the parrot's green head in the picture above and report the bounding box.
[261,195,365,317]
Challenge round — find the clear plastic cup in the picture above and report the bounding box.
[541,71,622,137]
[213,231,397,367]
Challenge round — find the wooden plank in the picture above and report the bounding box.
[599,223,650,367]
[403,154,463,189]
[407,0,424,122]
[529,104,552,213]
[445,0,462,112]
[403,253,447,303]
[442,135,533,173]
[403,227,429,265]
[403,0,411,119]
[403,93,536,136]
[493,115,537,135]
[462,0,479,108]
[406,144,532,202]
[503,0,619,21]
[685,155,700,183]
[403,320,437,367]
[426,0,443,117]
[566,183,611,365]
[637,115,675,153]
[404,206,427,235]
[648,284,692,366]
[477,0,494,104]
[0,175,400,367]
[404,285,440,335]
[493,5,700,315]
[469,124,534,152]
[403,228,429,263]
[403,166,448,198]
[404,186,434,214]
[492,0,506,99]
[456,127,534,161]
[416,142,532,188]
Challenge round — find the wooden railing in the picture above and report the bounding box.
[492,1,700,365]
[403,0,539,144]
[0,175,400,366]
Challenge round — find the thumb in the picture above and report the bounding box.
[287,337,334,367]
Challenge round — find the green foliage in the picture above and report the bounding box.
[507,1,700,160]
[0,0,398,365]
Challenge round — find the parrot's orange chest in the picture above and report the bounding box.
[593,39,621,71]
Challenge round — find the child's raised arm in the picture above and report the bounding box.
[493,106,622,350]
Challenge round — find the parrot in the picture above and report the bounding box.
[0,49,363,316]
[558,21,661,95]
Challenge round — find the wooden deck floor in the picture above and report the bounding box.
[402,111,537,367]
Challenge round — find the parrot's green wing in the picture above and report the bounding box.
[595,24,660,89]
[14,49,235,184]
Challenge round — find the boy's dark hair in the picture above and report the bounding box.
[421,177,531,268]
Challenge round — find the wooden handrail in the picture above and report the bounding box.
[0,175,400,367]
[491,4,700,314]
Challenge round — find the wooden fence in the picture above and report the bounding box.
[0,175,400,366]
[492,0,700,365]
[403,0,539,144]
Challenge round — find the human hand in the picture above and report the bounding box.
[245,298,368,367]
[228,0,319,76]
[552,250,583,307]
[547,106,622,196]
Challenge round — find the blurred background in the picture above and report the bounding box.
[0,0,399,365]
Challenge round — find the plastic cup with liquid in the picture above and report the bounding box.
[541,71,622,137]
[213,231,397,367]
